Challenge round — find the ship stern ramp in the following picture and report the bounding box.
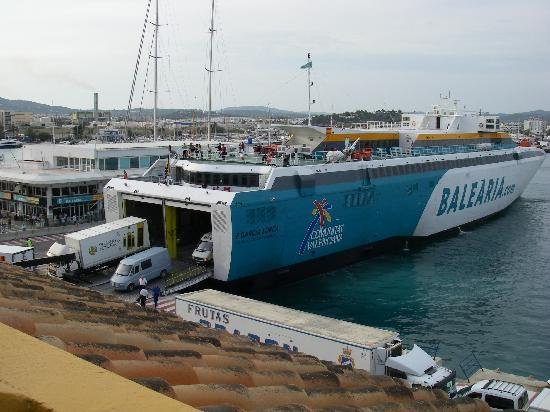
[104,178,235,281]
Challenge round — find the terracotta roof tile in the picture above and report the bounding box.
[249,370,304,389]
[66,342,147,361]
[0,264,491,412]
[172,384,250,409]
[132,377,177,399]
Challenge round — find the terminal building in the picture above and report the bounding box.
[21,141,176,177]
[0,141,186,223]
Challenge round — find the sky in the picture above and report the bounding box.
[1,0,549,114]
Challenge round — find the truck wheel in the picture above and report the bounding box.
[160,270,168,279]
[128,283,135,291]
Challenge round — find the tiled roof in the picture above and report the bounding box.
[0,264,489,411]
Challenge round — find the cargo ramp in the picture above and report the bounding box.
[163,265,212,295]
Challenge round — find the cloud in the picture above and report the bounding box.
[1,0,549,112]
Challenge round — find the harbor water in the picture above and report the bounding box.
[253,155,550,381]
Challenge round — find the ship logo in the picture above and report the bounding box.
[88,246,97,256]
[313,199,332,227]
[337,347,355,368]
[298,199,343,255]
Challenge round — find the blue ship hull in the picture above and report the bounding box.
[228,170,446,281]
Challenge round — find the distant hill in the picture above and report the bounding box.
[497,110,550,123]
[311,109,403,126]
[218,106,308,118]
[0,97,73,115]
[0,96,547,122]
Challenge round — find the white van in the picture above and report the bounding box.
[454,379,529,410]
[110,247,171,291]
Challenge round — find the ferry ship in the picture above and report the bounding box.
[103,102,545,286]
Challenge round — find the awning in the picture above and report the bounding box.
[385,344,436,377]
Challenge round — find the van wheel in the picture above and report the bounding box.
[160,270,168,279]
[128,283,135,292]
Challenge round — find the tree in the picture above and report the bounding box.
[38,132,52,142]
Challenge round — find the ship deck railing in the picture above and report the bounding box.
[172,143,517,168]
[370,143,516,160]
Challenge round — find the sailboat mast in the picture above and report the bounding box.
[307,53,312,126]
[153,0,159,141]
[207,0,215,142]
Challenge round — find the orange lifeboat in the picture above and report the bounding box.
[351,147,373,161]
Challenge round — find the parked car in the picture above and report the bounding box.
[192,232,213,264]
[110,247,171,291]
[454,379,529,410]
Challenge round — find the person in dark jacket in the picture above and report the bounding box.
[152,286,161,309]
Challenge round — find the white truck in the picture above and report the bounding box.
[175,289,457,395]
[0,245,34,264]
[46,216,150,277]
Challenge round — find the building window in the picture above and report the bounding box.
[105,158,118,170]
[139,156,150,168]
[119,157,130,170]
[56,157,68,167]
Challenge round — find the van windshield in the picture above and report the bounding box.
[116,263,132,276]
[196,241,213,252]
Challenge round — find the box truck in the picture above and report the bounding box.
[0,245,34,264]
[46,216,150,277]
[176,289,456,395]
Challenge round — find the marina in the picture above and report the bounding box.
[1,0,549,409]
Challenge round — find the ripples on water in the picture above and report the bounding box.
[254,156,550,380]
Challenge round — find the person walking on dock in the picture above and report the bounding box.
[139,288,148,308]
[152,285,161,309]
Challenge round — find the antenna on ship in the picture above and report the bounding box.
[300,53,314,126]
[206,0,216,142]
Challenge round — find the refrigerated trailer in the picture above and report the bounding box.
[0,245,34,264]
[46,216,150,277]
[176,289,457,395]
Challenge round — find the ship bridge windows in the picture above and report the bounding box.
[178,168,260,188]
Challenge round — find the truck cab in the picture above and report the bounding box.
[385,344,457,396]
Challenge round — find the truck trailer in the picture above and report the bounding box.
[46,216,150,277]
[0,245,34,264]
[176,289,456,395]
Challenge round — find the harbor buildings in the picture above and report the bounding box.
[0,141,181,222]
[523,118,547,138]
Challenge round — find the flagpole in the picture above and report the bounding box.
[307,53,311,126]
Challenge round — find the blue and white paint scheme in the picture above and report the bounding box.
[103,104,545,284]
